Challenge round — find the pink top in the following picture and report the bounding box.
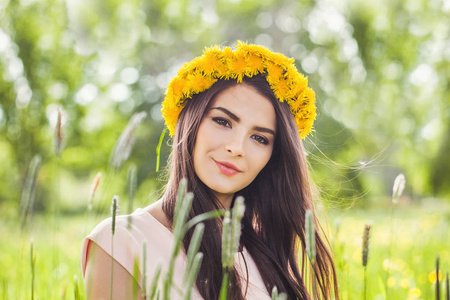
[81,208,271,299]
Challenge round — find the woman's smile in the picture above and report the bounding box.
[214,159,243,176]
[193,83,276,208]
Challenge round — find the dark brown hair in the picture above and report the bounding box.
[162,74,339,299]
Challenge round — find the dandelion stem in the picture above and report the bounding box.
[156,128,167,172]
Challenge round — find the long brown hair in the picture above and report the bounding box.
[162,74,339,299]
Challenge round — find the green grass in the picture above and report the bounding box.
[0,200,449,300]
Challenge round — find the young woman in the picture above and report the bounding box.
[82,42,339,299]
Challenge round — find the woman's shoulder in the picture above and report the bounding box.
[81,201,175,277]
[87,201,173,246]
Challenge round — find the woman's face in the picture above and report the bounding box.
[193,84,276,208]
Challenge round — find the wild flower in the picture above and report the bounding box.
[430,270,443,284]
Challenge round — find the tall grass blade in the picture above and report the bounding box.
[445,272,449,300]
[362,224,371,300]
[185,210,225,231]
[149,261,162,300]
[128,164,137,214]
[305,209,317,300]
[73,275,80,300]
[219,272,229,300]
[20,155,41,229]
[305,209,316,263]
[156,128,167,172]
[132,257,140,300]
[184,223,205,283]
[110,195,120,300]
[437,256,440,300]
[230,197,245,264]
[163,179,194,299]
[30,239,35,300]
[222,211,231,269]
[110,111,147,171]
[183,253,203,300]
[386,173,405,298]
[127,165,137,229]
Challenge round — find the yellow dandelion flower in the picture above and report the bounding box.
[162,42,316,138]
[167,77,185,100]
[228,54,248,82]
[266,63,284,82]
[222,47,234,60]
[177,60,193,77]
[203,45,222,56]
[200,52,220,75]
[272,79,290,102]
[245,54,265,75]
[428,270,442,284]
[270,52,292,67]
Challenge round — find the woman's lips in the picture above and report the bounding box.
[215,160,242,176]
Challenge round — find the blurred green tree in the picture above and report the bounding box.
[0,0,448,213]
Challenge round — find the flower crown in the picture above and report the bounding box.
[161,41,316,138]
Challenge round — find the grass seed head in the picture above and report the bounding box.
[88,172,102,210]
[111,195,120,235]
[110,111,147,170]
[54,107,64,157]
[362,224,372,267]
[392,173,406,204]
[305,209,316,263]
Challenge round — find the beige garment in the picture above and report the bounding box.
[81,208,271,299]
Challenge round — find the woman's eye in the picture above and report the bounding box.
[252,135,269,145]
[212,117,230,127]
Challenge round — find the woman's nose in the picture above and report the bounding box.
[225,133,245,157]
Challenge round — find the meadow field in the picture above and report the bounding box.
[1,197,449,300]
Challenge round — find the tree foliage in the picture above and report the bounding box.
[0,0,449,211]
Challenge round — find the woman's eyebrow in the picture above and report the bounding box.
[210,107,240,122]
[254,126,275,136]
[210,106,275,136]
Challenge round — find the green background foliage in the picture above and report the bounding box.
[1,0,449,211]
[0,0,449,298]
